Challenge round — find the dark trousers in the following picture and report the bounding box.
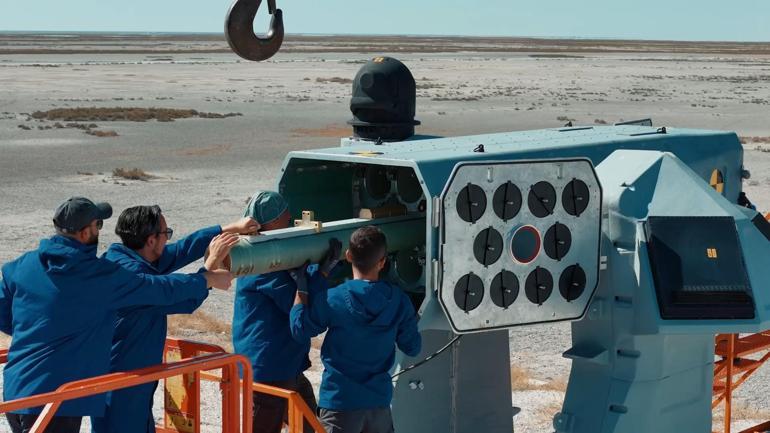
[318,407,394,433]
[6,413,82,433]
[253,373,318,433]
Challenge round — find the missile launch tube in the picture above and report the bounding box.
[227,215,426,276]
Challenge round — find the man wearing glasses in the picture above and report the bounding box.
[91,205,260,433]
[0,197,233,433]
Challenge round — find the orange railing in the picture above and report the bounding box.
[0,340,323,433]
[0,352,252,433]
[200,372,326,433]
[713,332,770,433]
[164,338,325,433]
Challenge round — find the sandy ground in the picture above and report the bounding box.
[1,35,770,432]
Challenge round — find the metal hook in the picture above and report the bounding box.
[225,0,284,62]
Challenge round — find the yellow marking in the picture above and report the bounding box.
[373,57,385,63]
[164,348,196,433]
[710,169,725,194]
[350,150,383,157]
[707,248,718,259]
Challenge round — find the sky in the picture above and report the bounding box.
[0,0,769,42]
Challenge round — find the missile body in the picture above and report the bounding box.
[228,215,426,276]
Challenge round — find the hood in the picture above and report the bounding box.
[105,243,143,266]
[104,243,156,273]
[38,235,98,273]
[344,280,400,327]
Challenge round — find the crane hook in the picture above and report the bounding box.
[225,0,284,62]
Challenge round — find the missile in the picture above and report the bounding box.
[226,214,426,276]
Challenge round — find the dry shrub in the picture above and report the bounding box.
[291,125,351,138]
[511,365,533,390]
[713,400,770,431]
[198,111,242,119]
[730,403,770,420]
[534,400,565,426]
[30,107,241,123]
[316,77,353,84]
[741,136,770,144]
[168,310,230,335]
[535,375,568,392]
[112,167,155,181]
[168,310,232,352]
[178,143,232,157]
[86,129,118,137]
[511,365,568,392]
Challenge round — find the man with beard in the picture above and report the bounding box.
[0,197,233,433]
[92,205,259,433]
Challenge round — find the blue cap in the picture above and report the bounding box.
[244,191,289,225]
[53,197,113,232]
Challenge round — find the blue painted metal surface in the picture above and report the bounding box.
[264,124,761,433]
[556,149,769,433]
[287,125,743,201]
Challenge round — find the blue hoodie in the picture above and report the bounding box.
[290,278,421,410]
[91,225,220,433]
[233,270,313,382]
[0,235,208,417]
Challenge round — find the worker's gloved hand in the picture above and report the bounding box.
[289,260,311,294]
[320,238,343,278]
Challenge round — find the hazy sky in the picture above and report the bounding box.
[1,0,769,42]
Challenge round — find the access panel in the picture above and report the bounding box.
[645,216,755,320]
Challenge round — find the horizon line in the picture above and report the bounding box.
[0,30,768,44]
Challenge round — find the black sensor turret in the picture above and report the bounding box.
[348,56,420,142]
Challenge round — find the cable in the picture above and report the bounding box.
[391,334,462,379]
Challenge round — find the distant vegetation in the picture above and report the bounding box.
[19,121,118,137]
[168,310,232,352]
[16,107,243,137]
[112,168,155,181]
[315,77,353,85]
[30,107,242,122]
[741,136,770,144]
[86,129,119,137]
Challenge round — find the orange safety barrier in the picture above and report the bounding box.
[163,339,325,433]
[0,352,252,433]
[713,332,770,433]
[162,339,228,433]
[199,372,326,433]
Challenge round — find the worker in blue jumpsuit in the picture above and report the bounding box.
[290,226,422,433]
[91,205,260,433]
[0,197,233,433]
[233,191,336,433]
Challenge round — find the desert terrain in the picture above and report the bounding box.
[1,33,770,432]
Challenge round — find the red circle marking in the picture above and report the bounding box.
[510,225,542,264]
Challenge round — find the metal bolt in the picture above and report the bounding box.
[408,380,424,390]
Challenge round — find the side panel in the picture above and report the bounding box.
[391,331,513,433]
